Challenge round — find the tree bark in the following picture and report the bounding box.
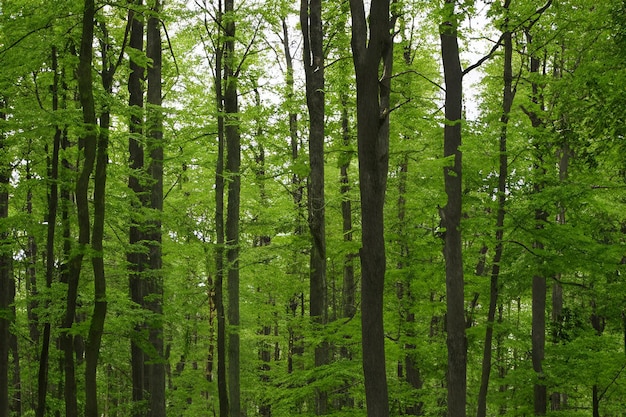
[301,0,329,412]
[127,1,147,413]
[84,20,115,417]
[440,2,466,416]
[224,1,241,415]
[36,47,62,417]
[63,1,98,415]
[212,2,229,415]
[525,28,548,416]
[0,98,12,417]
[348,1,393,416]
[476,3,512,415]
[145,1,166,415]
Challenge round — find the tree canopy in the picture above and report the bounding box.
[1,0,626,416]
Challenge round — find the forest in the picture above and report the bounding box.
[1,0,625,416]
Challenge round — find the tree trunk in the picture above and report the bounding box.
[281,15,306,377]
[213,2,229,415]
[0,98,12,417]
[476,3,512,415]
[127,0,147,413]
[349,1,393,416]
[440,2,466,416]
[301,0,329,412]
[36,46,62,417]
[525,28,548,416]
[145,2,166,415]
[224,1,241,415]
[84,22,114,417]
[64,1,98,415]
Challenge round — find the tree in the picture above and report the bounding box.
[349,0,394,416]
[300,0,329,413]
[0,97,12,417]
[223,1,242,415]
[440,1,466,415]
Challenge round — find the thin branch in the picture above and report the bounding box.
[389,69,445,92]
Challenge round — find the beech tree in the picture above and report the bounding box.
[0,1,625,416]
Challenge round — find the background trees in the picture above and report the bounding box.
[0,0,625,416]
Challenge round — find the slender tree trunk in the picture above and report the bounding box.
[63,1,98,415]
[224,1,241,415]
[84,24,115,417]
[127,1,147,413]
[145,2,166,415]
[525,29,548,416]
[36,48,62,413]
[281,15,306,377]
[0,97,12,417]
[440,2,466,416]
[212,2,229,415]
[349,1,393,416]
[476,3,512,415]
[301,0,329,412]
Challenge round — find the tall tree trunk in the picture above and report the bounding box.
[0,97,12,417]
[525,28,548,416]
[36,46,62,416]
[476,3,512,415]
[301,0,328,413]
[339,95,355,323]
[212,2,229,415]
[84,22,115,417]
[349,1,393,416]
[224,1,241,415]
[281,15,305,377]
[127,1,147,413]
[440,2,466,416]
[145,2,166,415]
[63,1,98,415]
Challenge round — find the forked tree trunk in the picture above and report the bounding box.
[440,1,466,416]
[349,1,393,416]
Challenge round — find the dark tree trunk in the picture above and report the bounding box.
[440,2,466,416]
[63,1,98,415]
[476,3,512,415]
[0,97,12,417]
[301,0,329,413]
[127,1,147,413]
[36,48,62,414]
[224,1,242,415]
[145,2,166,415]
[525,27,548,416]
[348,1,393,416]
[212,2,229,415]
[84,21,115,417]
[281,15,306,377]
[340,94,356,322]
